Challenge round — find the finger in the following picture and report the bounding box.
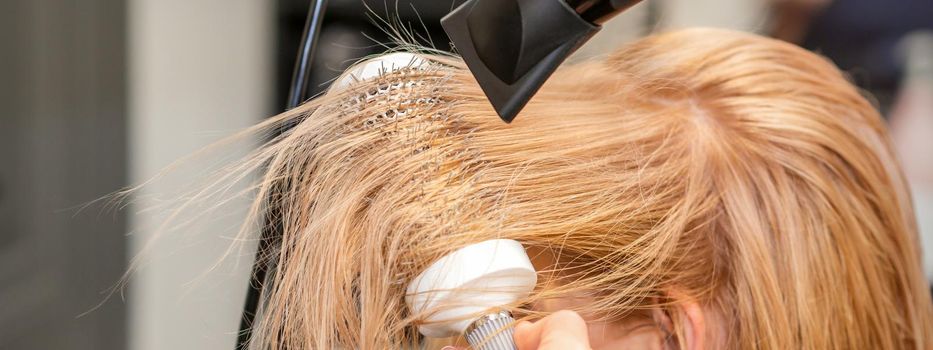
[514,311,591,350]
[514,320,542,350]
[536,310,591,350]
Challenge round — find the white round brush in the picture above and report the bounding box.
[406,239,537,350]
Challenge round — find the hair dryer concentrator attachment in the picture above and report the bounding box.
[406,239,537,349]
[441,0,643,123]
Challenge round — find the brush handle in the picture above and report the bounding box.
[465,311,519,350]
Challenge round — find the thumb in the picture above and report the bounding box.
[537,310,591,350]
[515,310,591,350]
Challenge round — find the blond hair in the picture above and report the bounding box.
[227,28,933,349]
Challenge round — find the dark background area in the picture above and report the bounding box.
[273,0,464,102]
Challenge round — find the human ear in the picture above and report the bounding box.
[658,290,707,350]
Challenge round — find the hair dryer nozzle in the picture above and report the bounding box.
[442,0,599,123]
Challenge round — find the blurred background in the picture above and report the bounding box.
[0,0,930,349]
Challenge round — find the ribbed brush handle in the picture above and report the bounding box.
[464,311,518,350]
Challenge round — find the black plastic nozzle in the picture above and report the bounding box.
[441,0,642,123]
[567,0,643,24]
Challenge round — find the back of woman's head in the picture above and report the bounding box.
[243,28,933,349]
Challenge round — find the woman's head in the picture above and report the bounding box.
[243,28,933,349]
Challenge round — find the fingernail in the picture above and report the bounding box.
[441,346,457,350]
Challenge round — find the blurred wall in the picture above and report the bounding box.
[573,0,769,60]
[657,0,768,31]
[127,1,273,349]
[0,1,128,349]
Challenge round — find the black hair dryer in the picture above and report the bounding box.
[442,0,643,123]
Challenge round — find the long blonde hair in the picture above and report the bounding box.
[226,28,933,349]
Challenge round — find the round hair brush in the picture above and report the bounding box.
[406,239,537,350]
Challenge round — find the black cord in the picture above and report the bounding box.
[236,1,328,349]
[286,0,329,110]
